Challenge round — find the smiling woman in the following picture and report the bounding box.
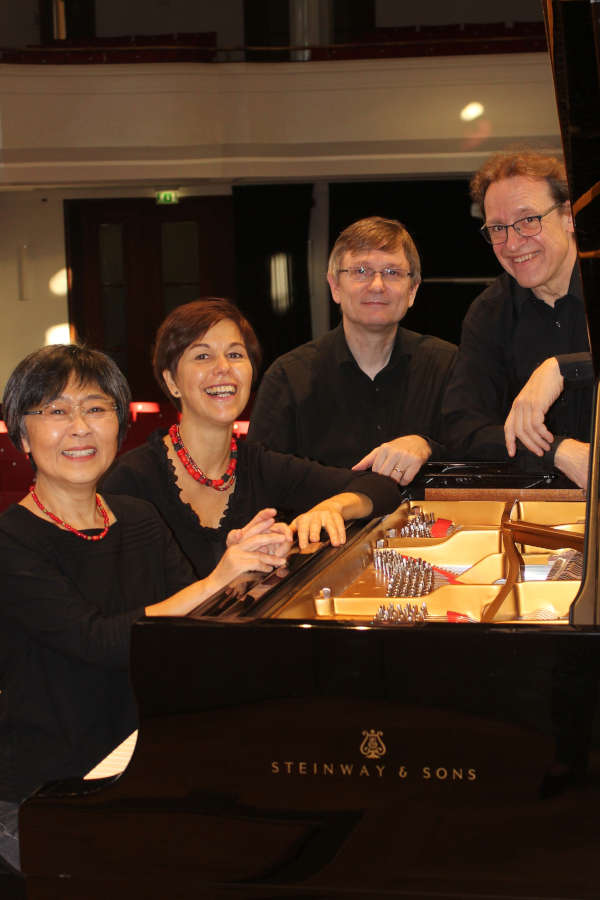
[103,298,400,578]
[0,343,294,871]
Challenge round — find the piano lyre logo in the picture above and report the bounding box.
[360,729,386,760]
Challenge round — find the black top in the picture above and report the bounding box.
[559,352,593,386]
[247,324,457,468]
[102,432,399,579]
[0,495,194,802]
[442,265,592,469]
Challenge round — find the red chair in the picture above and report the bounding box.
[232,420,249,439]
[0,428,34,494]
[119,403,179,455]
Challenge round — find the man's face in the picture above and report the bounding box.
[483,175,576,303]
[327,246,418,331]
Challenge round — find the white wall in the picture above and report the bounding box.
[0,191,68,389]
[0,53,560,186]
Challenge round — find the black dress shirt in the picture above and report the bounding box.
[442,265,592,468]
[247,324,457,469]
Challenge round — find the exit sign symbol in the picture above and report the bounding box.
[156,191,179,205]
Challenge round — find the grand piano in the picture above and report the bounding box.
[16,2,600,898]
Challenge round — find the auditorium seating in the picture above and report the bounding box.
[0,427,33,512]
[0,407,250,511]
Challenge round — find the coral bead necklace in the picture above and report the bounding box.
[169,424,237,492]
[29,485,110,541]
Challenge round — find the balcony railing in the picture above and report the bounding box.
[0,21,547,65]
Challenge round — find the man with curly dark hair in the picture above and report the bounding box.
[443,149,591,488]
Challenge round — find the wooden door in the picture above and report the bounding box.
[65,196,235,399]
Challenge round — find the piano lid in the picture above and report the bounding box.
[542,0,600,625]
[544,0,600,376]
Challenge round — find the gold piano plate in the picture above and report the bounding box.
[515,501,586,525]
[514,581,579,620]
[387,529,502,564]
[319,583,500,622]
[413,499,508,527]
[293,497,585,626]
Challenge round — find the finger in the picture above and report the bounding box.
[528,418,554,444]
[369,451,391,475]
[517,412,552,455]
[505,405,544,456]
[242,546,289,570]
[252,507,278,520]
[507,424,551,456]
[253,550,289,568]
[226,528,242,547]
[521,429,552,455]
[270,521,294,542]
[292,515,310,549]
[261,539,293,557]
[382,455,406,479]
[240,512,278,538]
[308,515,326,545]
[399,461,419,486]
[388,464,404,483]
[504,414,517,457]
[323,513,346,546]
[351,449,376,471]
[240,530,289,552]
[243,508,278,531]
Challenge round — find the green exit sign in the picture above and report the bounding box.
[156,190,179,205]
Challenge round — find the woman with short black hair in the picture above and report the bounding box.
[0,344,288,871]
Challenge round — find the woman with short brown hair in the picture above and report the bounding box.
[104,298,398,579]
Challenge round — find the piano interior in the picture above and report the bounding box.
[269,498,586,626]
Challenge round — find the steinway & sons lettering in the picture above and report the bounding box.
[270,761,477,781]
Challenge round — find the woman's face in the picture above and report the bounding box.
[21,376,120,491]
[163,319,253,427]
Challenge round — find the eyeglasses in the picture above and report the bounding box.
[480,202,562,245]
[337,265,413,283]
[24,400,118,422]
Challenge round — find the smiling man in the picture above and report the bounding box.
[248,217,456,484]
[443,150,592,488]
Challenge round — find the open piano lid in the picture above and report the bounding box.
[544,0,600,623]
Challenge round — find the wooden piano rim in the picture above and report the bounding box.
[424,488,586,501]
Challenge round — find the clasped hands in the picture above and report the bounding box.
[224,499,357,578]
[504,357,588,489]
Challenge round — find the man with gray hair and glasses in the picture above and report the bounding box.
[443,149,592,488]
[248,216,456,485]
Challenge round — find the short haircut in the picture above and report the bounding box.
[152,298,262,410]
[470,149,570,211]
[327,216,421,287]
[3,344,131,452]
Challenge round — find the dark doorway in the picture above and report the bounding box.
[233,183,314,371]
[65,196,235,399]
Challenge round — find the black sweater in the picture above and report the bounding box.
[0,495,194,802]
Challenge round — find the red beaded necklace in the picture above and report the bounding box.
[169,424,237,492]
[29,485,110,541]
